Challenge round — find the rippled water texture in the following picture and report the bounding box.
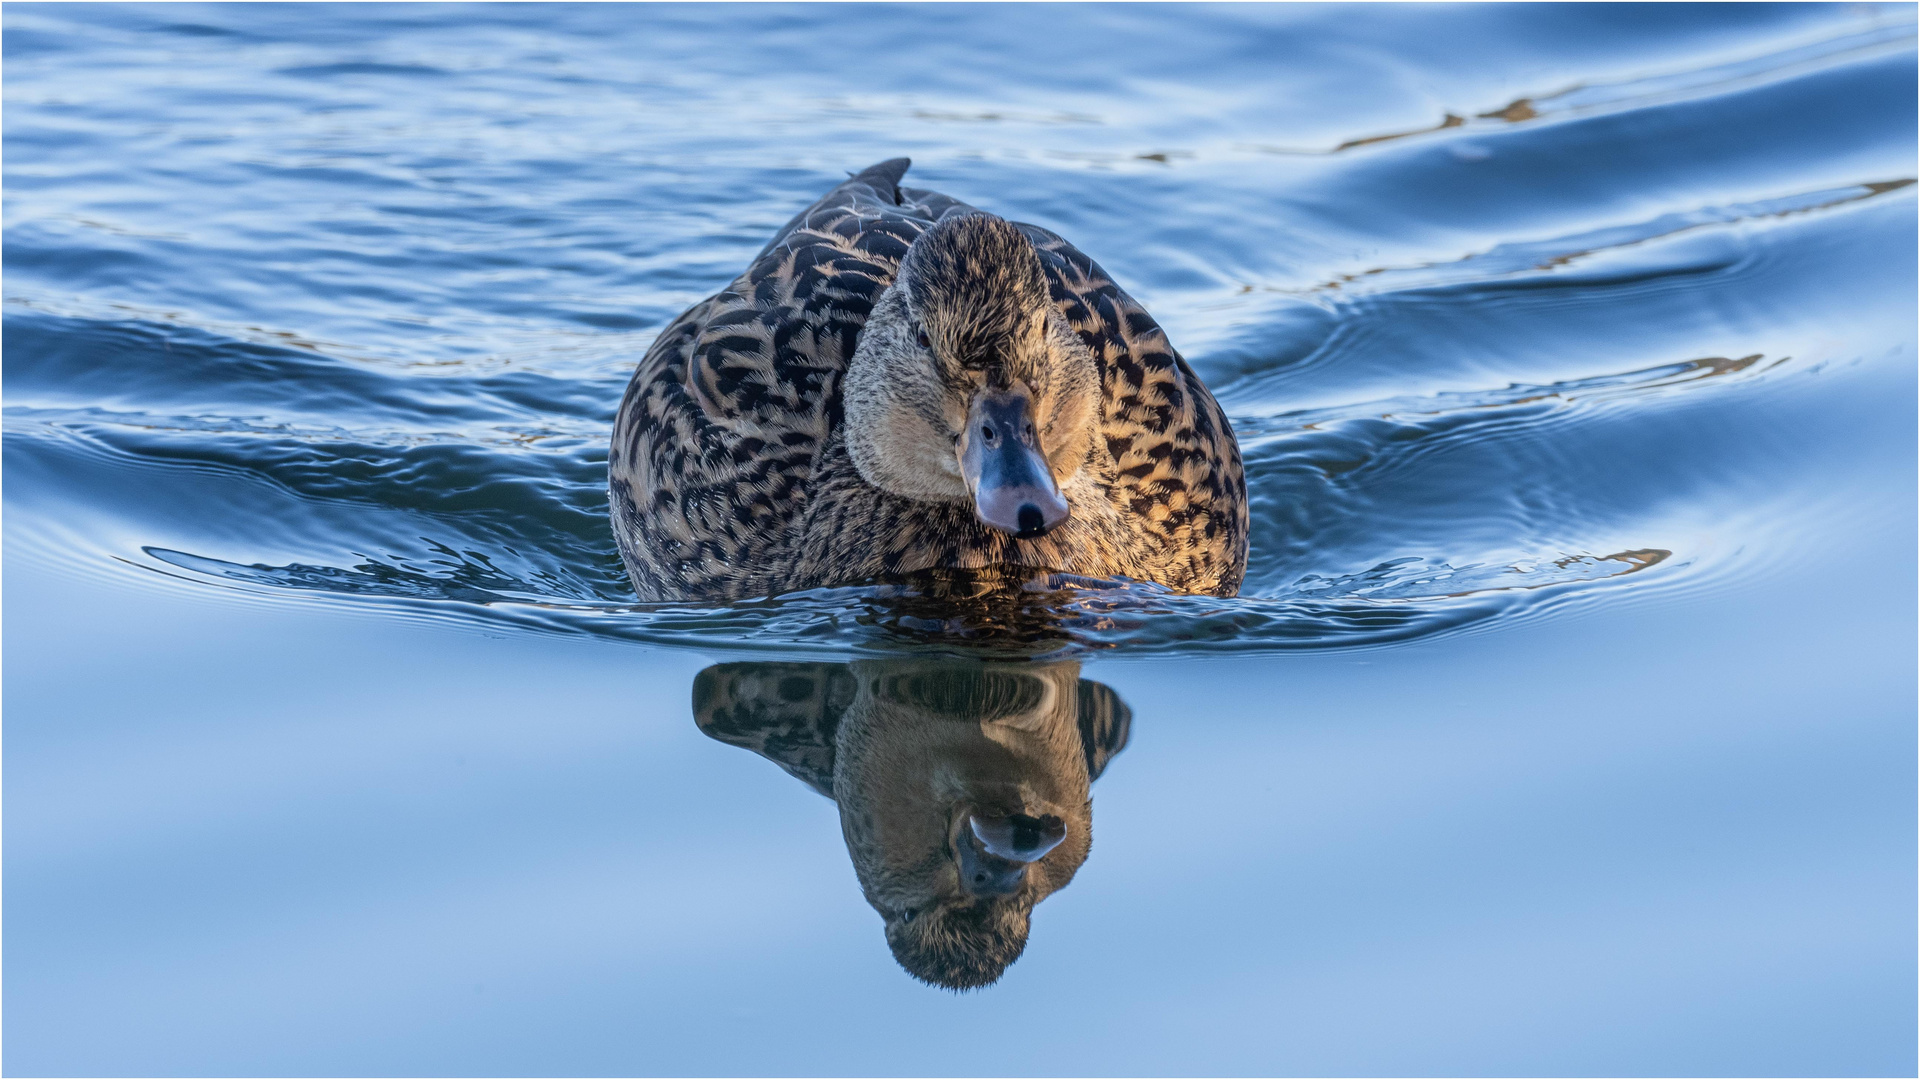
[5,2,1910,654]
[6,4,1915,1074]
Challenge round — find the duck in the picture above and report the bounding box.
[609,158,1247,602]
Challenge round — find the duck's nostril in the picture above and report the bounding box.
[1017,504,1043,534]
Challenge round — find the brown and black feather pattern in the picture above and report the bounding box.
[609,159,1247,602]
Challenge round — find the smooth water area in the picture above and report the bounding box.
[5,3,1915,1074]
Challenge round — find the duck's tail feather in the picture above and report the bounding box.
[753,158,913,262]
[855,157,979,223]
[846,157,911,205]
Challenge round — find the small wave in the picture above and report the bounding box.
[1204,176,1911,409]
[277,62,448,80]
[1292,179,1914,299]
[1259,20,1918,155]
[126,547,1672,659]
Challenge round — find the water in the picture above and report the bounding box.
[5,3,1914,1073]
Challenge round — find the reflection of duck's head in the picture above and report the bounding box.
[839,663,1095,988]
[694,658,1130,990]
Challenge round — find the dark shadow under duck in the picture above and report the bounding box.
[610,159,1247,602]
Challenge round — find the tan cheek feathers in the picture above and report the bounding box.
[1041,393,1095,485]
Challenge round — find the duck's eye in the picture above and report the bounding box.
[915,329,931,350]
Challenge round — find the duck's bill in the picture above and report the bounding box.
[970,812,1067,861]
[956,812,1068,898]
[960,388,1071,539]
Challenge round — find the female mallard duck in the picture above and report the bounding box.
[609,159,1247,602]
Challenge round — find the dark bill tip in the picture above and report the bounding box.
[1016,504,1046,537]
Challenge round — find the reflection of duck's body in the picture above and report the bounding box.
[694,659,1131,989]
[611,159,1246,602]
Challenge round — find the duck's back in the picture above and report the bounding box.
[610,159,1246,601]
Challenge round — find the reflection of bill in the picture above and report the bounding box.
[694,660,1131,989]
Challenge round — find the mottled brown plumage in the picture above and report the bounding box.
[610,159,1246,601]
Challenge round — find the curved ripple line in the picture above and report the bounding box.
[118,544,1674,660]
[1253,19,1917,155]
[1290,178,1914,300]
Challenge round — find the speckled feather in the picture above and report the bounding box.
[609,159,1247,602]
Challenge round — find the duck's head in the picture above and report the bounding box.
[846,212,1101,539]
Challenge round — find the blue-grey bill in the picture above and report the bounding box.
[961,389,1070,539]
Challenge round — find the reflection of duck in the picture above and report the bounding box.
[694,658,1131,989]
[611,158,1246,603]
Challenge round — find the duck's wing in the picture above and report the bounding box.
[1018,224,1249,596]
[1075,678,1133,782]
[611,160,953,601]
[693,662,857,799]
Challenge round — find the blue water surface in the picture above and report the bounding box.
[5,3,1916,1075]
